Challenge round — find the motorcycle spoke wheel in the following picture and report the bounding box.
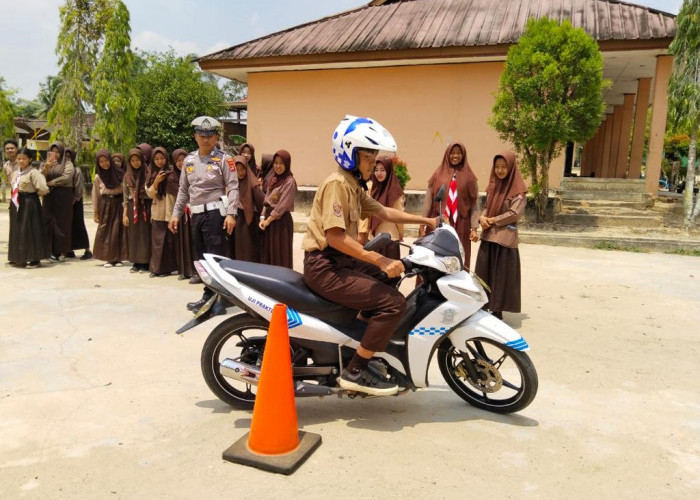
[200,315,269,409]
[437,337,538,414]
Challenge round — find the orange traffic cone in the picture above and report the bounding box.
[222,303,322,474]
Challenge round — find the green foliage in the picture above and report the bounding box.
[593,241,646,253]
[392,156,411,189]
[38,76,62,118]
[132,50,225,152]
[665,133,690,160]
[222,80,247,102]
[668,0,700,137]
[48,0,112,163]
[93,0,138,154]
[11,98,43,118]
[665,248,700,257]
[489,17,608,221]
[229,135,246,145]
[0,80,15,140]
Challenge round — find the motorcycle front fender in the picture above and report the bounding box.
[447,309,530,352]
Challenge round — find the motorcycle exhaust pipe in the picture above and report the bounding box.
[220,359,340,397]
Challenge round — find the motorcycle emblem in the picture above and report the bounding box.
[441,308,457,325]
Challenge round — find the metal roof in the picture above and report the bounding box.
[199,0,676,64]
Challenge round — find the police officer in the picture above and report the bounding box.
[302,115,439,396]
[168,116,239,313]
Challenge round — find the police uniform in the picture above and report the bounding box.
[172,120,239,263]
[302,167,406,353]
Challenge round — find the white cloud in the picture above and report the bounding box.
[131,30,199,56]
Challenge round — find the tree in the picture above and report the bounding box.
[38,76,62,119]
[222,80,247,102]
[668,0,700,228]
[489,17,608,221]
[48,0,111,163]
[11,98,43,119]
[0,79,16,140]
[133,50,225,152]
[93,0,138,154]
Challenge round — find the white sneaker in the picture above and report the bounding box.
[113,262,123,267]
[103,263,113,268]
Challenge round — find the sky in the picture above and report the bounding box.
[0,0,684,101]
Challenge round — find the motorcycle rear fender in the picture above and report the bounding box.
[447,309,530,352]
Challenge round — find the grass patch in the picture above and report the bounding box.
[593,241,647,253]
[665,248,700,257]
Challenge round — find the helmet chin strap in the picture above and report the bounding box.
[352,151,368,190]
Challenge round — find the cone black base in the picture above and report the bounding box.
[222,430,322,475]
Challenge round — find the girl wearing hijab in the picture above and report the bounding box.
[8,148,50,268]
[92,150,127,267]
[64,148,92,260]
[123,148,151,273]
[259,149,297,269]
[239,143,260,177]
[420,142,480,268]
[231,155,264,262]
[146,146,177,277]
[259,153,274,190]
[41,141,75,261]
[112,153,126,178]
[169,148,195,280]
[475,151,528,319]
[367,155,405,259]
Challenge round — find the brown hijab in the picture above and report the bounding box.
[268,150,293,191]
[167,148,187,197]
[148,146,169,199]
[112,153,126,182]
[424,142,478,218]
[233,155,261,225]
[370,155,404,234]
[125,148,148,200]
[45,141,68,181]
[96,149,121,190]
[239,143,259,176]
[484,151,528,218]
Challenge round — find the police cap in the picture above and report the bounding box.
[191,116,221,136]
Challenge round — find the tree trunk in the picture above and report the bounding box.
[537,152,551,223]
[684,130,697,229]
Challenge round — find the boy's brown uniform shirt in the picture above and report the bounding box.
[302,167,384,252]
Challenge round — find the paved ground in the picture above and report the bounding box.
[1,211,699,499]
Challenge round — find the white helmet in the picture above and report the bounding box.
[332,115,397,171]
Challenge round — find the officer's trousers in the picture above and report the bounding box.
[191,210,227,300]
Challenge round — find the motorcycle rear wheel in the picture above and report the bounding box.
[200,314,269,409]
[437,337,538,414]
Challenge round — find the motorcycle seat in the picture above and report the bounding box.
[219,259,359,325]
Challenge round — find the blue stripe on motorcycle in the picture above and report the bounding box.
[287,307,302,329]
[409,326,449,336]
[505,338,529,351]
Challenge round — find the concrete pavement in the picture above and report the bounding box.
[1,211,699,499]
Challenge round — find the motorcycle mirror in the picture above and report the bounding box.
[364,232,392,252]
[434,184,446,203]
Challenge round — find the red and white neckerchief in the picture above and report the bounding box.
[11,174,20,209]
[132,198,147,224]
[444,172,458,225]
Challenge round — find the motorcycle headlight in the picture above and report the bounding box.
[438,256,462,273]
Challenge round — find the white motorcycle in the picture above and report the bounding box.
[179,216,538,414]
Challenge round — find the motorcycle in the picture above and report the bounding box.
[178,204,538,414]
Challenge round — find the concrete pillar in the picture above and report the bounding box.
[608,106,624,178]
[629,78,652,179]
[601,115,614,178]
[595,118,608,177]
[646,55,673,194]
[615,94,636,178]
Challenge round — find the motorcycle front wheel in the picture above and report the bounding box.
[200,314,269,409]
[437,337,538,414]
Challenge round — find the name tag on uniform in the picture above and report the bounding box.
[186,166,194,173]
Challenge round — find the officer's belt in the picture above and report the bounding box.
[190,201,223,214]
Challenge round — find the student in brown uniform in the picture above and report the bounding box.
[123,148,151,273]
[169,148,195,280]
[367,155,405,259]
[475,151,528,320]
[112,153,126,178]
[41,141,75,261]
[419,142,480,269]
[302,115,439,396]
[92,149,127,267]
[258,152,274,190]
[64,148,92,260]
[232,155,264,262]
[8,148,50,267]
[146,146,177,277]
[3,139,19,199]
[239,143,259,177]
[259,149,296,269]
